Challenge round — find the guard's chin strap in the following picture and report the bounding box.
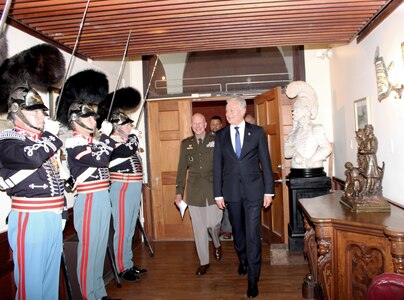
[114,124,129,139]
[76,118,95,134]
[14,110,43,132]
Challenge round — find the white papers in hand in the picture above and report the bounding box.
[179,200,188,219]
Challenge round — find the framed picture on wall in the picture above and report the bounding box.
[354,97,371,130]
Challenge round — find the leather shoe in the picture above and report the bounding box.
[247,282,259,298]
[196,264,209,275]
[119,269,140,282]
[214,246,222,261]
[238,262,248,275]
[130,265,147,275]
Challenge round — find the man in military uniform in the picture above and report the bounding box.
[0,86,65,300]
[174,113,222,276]
[109,110,147,282]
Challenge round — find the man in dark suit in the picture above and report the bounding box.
[213,96,274,298]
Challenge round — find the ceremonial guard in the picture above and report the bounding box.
[57,70,116,300]
[0,43,66,300]
[97,87,147,282]
[0,86,65,300]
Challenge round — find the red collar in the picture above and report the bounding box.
[73,131,93,143]
[15,127,41,141]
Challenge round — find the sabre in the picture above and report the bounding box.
[135,55,159,130]
[0,0,12,37]
[54,0,91,119]
[106,30,132,121]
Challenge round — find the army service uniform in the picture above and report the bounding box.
[65,131,116,300]
[0,127,64,300]
[175,132,222,266]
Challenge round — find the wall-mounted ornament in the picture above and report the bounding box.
[374,46,403,101]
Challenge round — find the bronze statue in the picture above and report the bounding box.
[341,124,389,212]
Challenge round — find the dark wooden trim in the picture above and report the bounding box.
[356,0,403,43]
[332,176,345,191]
[293,45,306,82]
[0,231,15,300]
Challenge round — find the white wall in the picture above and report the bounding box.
[303,47,334,175]
[0,26,142,232]
[330,3,404,205]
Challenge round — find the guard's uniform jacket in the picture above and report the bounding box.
[65,131,116,300]
[109,132,143,273]
[109,133,142,182]
[175,132,216,207]
[0,127,64,300]
[0,128,64,207]
[65,131,116,191]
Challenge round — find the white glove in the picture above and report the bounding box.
[99,120,113,136]
[130,128,140,136]
[62,219,66,231]
[44,118,60,136]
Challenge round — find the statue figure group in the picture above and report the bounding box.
[344,124,384,200]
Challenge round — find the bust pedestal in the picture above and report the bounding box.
[287,168,331,253]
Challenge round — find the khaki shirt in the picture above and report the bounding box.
[175,133,216,207]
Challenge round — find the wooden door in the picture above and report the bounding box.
[147,99,194,240]
[254,87,292,244]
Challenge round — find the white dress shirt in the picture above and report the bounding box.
[230,121,245,153]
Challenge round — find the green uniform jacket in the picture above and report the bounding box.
[175,133,216,207]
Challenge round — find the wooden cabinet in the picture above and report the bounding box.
[299,191,404,300]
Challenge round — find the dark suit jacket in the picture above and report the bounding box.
[213,123,274,202]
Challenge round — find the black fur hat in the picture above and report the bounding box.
[0,43,65,113]
[56,69,109,126]
[96,87,141,128]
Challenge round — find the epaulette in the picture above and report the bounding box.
[0,129,26,141]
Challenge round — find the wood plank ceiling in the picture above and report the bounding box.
[1,0,400,60]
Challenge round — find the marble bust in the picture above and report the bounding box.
[284,81,332,169]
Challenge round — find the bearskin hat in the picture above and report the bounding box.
[96,87,141,128]
[56,69,109,126]
[0,43,65,113]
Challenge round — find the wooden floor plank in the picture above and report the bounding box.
[106,240,308,299]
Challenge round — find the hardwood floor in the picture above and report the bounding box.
[106,240,308,300]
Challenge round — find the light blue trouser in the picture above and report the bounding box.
[8,211,62,300]
[110,181,142,273]
[74,190,111,300]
